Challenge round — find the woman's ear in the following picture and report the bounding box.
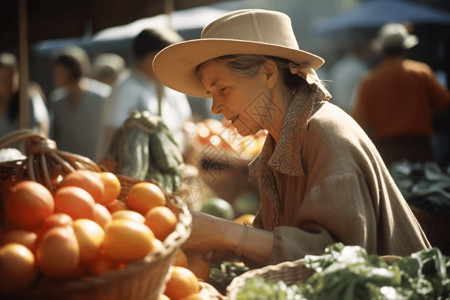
[262,59,278,89]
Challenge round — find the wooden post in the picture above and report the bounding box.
[157,0,176,117]
[19,0,29,130]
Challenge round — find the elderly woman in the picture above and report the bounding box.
[153,9,429,267]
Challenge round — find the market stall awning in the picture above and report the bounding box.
[312,0,450,35]
[0,0,228,49]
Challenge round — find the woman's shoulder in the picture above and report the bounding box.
[303,102,377,170]
[308,102,363,138]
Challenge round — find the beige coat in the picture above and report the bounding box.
[249,99,430,265]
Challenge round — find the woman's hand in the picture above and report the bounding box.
[182,210,274,266]
[182,210,234,257]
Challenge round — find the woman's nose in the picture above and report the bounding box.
[211,97,223,115]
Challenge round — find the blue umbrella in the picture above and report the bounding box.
[313,0,450,35]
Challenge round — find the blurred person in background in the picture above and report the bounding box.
[352,23,450,166]
[329,43,370,113]
[97,27,192,162]
[93,53,126,86]
[49,46,111,161]
[0,52,49,137]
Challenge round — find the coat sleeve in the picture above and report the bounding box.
[267,172,379,265]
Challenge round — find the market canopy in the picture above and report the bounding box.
[0,0,227,50]
[312,0,450,35]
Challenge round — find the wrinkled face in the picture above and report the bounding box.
[0,68,17,101]
[53,62,73,87]
[198,59,272,136]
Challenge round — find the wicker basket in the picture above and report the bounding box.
[226,255,400,299]
[199,282,226,300]
[7,185,191,300]
[0,130,193,300]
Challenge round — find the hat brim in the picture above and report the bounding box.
[153,39,325,98]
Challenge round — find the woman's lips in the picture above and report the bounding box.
[230,114,240,123]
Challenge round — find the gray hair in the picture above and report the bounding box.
[197,54,309,92]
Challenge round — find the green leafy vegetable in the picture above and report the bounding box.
[390,160,450,216]
[234,243,450,300]
[236,277,307,300]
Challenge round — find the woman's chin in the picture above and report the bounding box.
[235,125,258,136]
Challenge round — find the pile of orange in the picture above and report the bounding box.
[0,169,193,299]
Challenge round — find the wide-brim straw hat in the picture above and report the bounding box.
[153,9,325,98]
[373,23,419,52]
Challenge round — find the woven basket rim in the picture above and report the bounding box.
[226,255,401,299]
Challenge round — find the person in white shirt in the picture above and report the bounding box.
[97,28,192,161]
[50,46,111,161]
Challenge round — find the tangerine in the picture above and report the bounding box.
[127,182,166,215]
[54,186,95,220]
[144,206,177,241]
[89,252,120,276]
[1,229,38,252]
[60,170,104,203]
[3,180,54,229]
[233,214,255,226]
[180,293,204,300]
[105,199,128,213]
[112,210,145,223]
[72,219,105,264]
[98,172,121,205]
[103,219,155,263]
[0,243,37,294]
[93,203,112,228]
[173,248,188,268]
[36,226,80,277]
[41,213,73,233]
[164,266,200,300]
[187,256,210,281]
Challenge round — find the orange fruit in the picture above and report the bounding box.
[173,248,188,268]
[112,210,145,223]
[1,229,38,252]
[181,293,204,300]
[93,203,112,228]
[103,219,155,263]
[187,256,210,282]
[41,213,73,233]
[3,180,54,229]
[164,266,200,300]
[105,199,128,213]
[98,172,121,205]
[0,243,37,294]
[144,206,177,241]
[36,226,80,277]
[60,170,104,203]
[233,214,255,226]
[127,182,166,215]
[72,219,105,264]
[54,186,95,220]
[89,252,120,276]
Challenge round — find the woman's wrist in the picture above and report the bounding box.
[213,218,244,251]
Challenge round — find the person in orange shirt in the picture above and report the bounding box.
[352,23,450,166]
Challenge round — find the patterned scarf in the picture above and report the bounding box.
[248,65,331,228]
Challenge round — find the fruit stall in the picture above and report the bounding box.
[1,111,449,300]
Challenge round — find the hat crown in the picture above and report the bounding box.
[376,23,418,50]
[201,9,300,50]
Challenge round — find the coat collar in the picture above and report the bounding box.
[249,82,330,179]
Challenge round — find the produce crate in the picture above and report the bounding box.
[226,255,399,299]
